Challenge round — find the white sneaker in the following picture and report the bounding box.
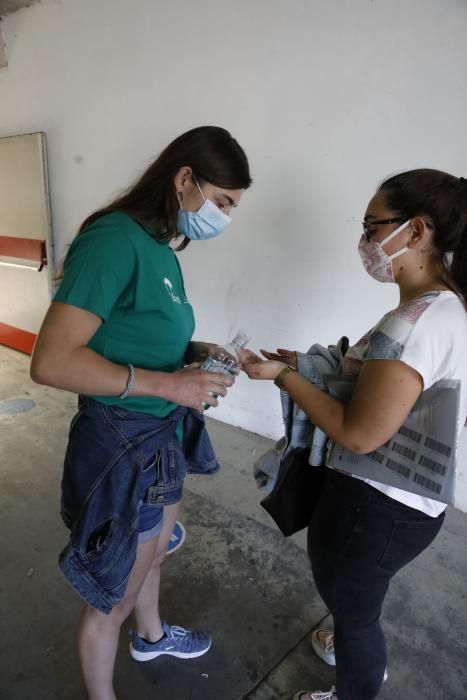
[311,629,388,682]
[311,628,335,666]
[293,686,337,700]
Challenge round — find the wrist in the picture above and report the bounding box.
[134,368,173,399]
[118,364,135,399]
[274,365,295,389]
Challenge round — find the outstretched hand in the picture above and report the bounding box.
[240,348,288,381]
[260,348,297,370]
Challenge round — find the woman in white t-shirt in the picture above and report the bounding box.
[243,169,467,700]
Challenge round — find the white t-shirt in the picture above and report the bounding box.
[338,290,467,517]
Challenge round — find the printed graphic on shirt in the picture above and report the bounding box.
[393,298,430,324]
[164,277,181,304]
[342,292,440,377]
[366,332,403,360]
[163,277,189,305]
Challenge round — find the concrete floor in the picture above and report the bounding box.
[1,344,466,700]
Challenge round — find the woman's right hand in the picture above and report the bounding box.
[161,364,234,412]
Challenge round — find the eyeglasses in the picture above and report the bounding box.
[362,218,406,242]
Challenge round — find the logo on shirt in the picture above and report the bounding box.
[164,277,182,304]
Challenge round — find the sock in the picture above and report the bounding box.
[141,631,167,645]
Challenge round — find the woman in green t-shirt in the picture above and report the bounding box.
[31,126,252,700]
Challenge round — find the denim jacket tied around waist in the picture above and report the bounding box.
[59,396,219,614]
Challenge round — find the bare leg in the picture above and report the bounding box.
[77,537,159,700]
[133,502,180,642]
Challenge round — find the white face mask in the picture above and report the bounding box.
[358,220,411,283]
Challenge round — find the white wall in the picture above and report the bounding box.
[1,0,466,506]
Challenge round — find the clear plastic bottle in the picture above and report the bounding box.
[201,330,250,409]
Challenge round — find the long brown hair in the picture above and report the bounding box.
[79,125,252,251]
[380,169,467,306]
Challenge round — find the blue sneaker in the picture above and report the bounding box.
[129,622,211,661]
[166,521,186,555]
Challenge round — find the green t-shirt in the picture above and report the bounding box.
[54,211,195,418]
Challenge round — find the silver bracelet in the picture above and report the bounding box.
[119,364,135,400]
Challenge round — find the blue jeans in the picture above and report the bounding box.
[308,469,444,700]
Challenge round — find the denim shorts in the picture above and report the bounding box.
[137,465,165,543]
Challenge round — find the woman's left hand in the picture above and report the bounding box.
[241,349,287,380]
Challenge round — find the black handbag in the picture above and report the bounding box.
[260,448,326,536]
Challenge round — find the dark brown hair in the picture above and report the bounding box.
[379,169,467,305]
[78,125,252,251]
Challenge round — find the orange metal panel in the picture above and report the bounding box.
[0,236,47,264]
[0,322,36,355]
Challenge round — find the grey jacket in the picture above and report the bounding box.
[254,337,349,491]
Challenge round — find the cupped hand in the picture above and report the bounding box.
[165,363,234,411]
[241,351,287,381]
[260,348,297,370]
[238,348,262,368]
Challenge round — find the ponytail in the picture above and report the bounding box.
[451,231,467,307]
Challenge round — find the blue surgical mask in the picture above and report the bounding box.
[177,175,232,240]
